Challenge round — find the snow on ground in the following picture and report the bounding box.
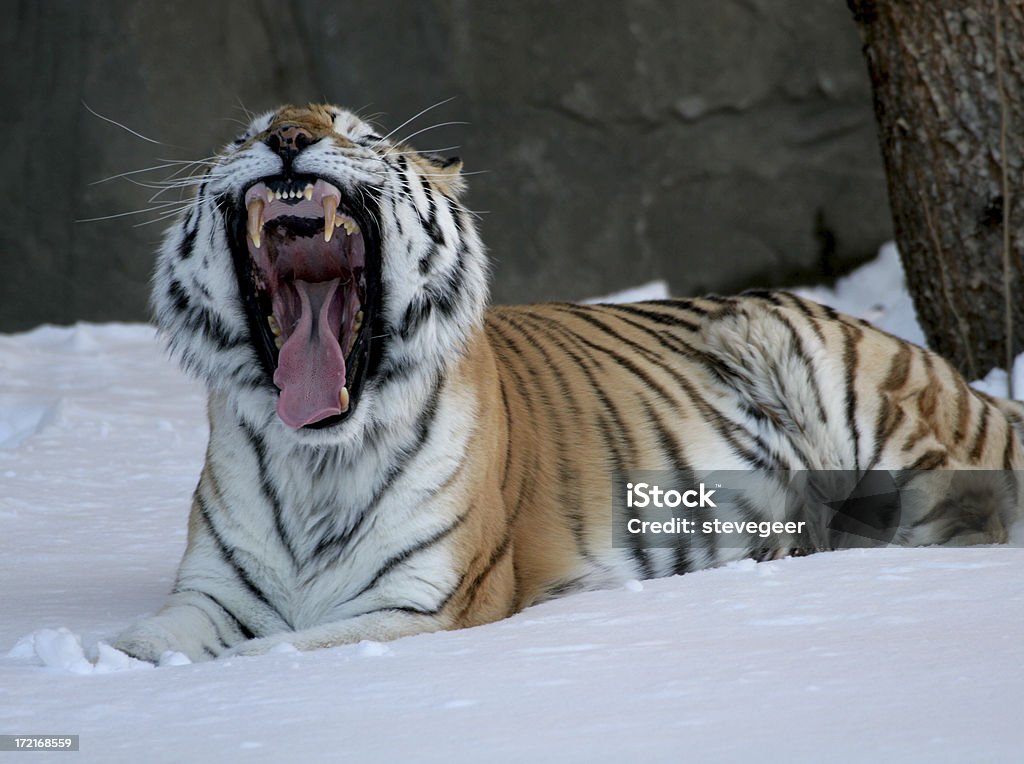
[2,248,1023,763]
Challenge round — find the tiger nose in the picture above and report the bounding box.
[265,124,314,164]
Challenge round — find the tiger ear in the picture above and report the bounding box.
[420,152,465,197]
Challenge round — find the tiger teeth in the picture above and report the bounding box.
[323,196,338,243]
[247,198,264,249]
[246,183,354,248]
[268,315,281,336]
[336,216,360,235]
[338,386,350,412]
[274,336,284,349]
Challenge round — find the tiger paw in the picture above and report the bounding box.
[111,618,213,664]
[111,621,180,664]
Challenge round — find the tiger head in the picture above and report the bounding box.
[152,104,488,448]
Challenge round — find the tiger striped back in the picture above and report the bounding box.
[485,293,1023,607]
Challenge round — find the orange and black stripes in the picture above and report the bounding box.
[476,291,1024,606]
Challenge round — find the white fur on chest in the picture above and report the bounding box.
[198,376,477,630]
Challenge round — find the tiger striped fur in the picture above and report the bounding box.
[114,103,1024,662]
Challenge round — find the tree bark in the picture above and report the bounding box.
[848,0,1024,383]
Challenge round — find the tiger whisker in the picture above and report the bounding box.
[132,208,193,227]
[147,186,197,204]
[370,145,462,159]
[233,96,256,125]
[104,176,196,196]
[403,170,490,179]
[371,97,457,148]
[154,156,220,164]
[90,163,195,186]
[82,101,169,146]
[382,122,469,158]
[75,201,190,223]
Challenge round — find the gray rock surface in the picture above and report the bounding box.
[0,0,890,331]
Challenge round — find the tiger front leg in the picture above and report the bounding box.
[113,589,254,663]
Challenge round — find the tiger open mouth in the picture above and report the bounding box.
[229,175,380,429]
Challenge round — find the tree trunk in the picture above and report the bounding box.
[848,0,1024,383]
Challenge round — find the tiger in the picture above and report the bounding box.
[113,103,1024,663]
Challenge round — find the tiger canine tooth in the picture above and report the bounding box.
[246,198,264,249]
[323,196,338,243]
[338,386,350,412]
[268,315,281,336]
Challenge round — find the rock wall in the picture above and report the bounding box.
[0,0,890,331]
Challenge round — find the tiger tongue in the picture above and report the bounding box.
[273,278,347,428]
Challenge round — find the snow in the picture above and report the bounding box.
[584,279,671,304]
[2,248,1023,762]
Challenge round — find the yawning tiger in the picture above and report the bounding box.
[113,103,1024,662]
